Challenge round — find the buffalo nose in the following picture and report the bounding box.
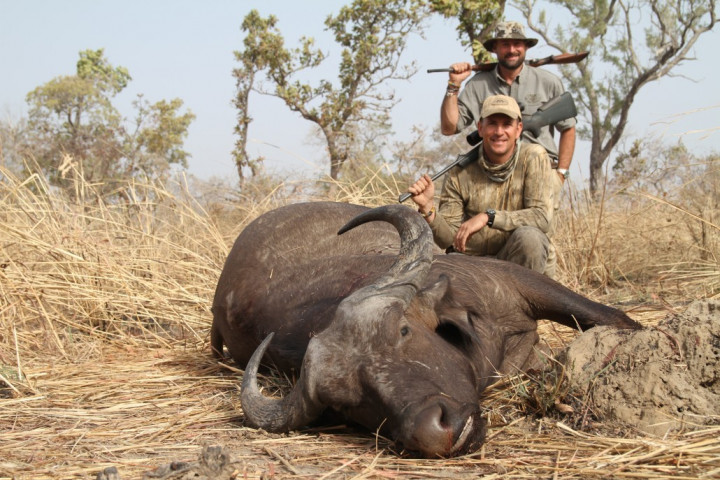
[408,402,484,457]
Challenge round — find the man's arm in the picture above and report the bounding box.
[427,172,468,250]
[440,93,461,135]
[452,211,491,253]
[440,63,473,135]
[407,174,436,219]
[557,126,576,174]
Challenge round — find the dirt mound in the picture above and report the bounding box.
[563,299,720,436]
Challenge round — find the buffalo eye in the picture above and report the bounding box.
[400,326,410,336]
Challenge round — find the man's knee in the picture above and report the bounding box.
[497,226,549,273]
[511,225,546,244]
[544,243,557,279]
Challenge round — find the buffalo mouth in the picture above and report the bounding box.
[398,399,487,458]
[451,416,481,454]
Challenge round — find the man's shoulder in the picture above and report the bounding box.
[469,68,496,80]
[465,70,495,86]
[523,65,563,84]
[519,142,551,160]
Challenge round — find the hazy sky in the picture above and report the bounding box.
[2,1,718,183]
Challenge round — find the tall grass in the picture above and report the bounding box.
[0,166,229,356]
[554,178,719,302]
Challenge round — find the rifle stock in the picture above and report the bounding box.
[427,51,588,74]
[522,91,577,137]
[399,92,577,203]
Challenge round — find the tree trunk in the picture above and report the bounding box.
[589,143,609,197]
[325,131,346,180]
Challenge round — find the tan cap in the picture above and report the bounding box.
[480,95,522,120]
[483,21,538,52]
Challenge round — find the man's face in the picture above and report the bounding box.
[494,39,528,69]
[479,114,522,160]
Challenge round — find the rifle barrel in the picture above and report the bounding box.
[398,146,481,203]
[427,51,589,74]
[398,163,453,203]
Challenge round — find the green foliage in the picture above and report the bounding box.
[233,1,429,180]
[429,0,507,62]
[22,48,194,197]
[76,48,131,94]
[515,0,719,194]
[231,11,288,180]
[127,96,196,176]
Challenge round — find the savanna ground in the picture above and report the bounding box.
[1,162,719,479]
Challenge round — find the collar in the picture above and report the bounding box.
[494,63,525,85]
[481,138,522,183]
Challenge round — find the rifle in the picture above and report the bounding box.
[465,91,577,145]
[427,51,588,74]
[398,92,577,203]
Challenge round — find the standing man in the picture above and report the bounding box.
[410,95,555,275]
[441,21,576,179]
[440,22,576,278]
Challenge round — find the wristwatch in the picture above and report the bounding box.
[557,168,570,179]
[485,209,496,227]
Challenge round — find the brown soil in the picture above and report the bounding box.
[563,299,720,436]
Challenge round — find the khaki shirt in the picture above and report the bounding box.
[429,142,554,256]
[457,65,576,161]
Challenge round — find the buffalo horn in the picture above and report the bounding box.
[338,204,435,304]
[240,333,325,432]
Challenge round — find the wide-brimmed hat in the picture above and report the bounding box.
[480,95,522,120]
[483,21,538,52]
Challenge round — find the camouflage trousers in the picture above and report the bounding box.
[496,226,550,275]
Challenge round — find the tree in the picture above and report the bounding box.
[24,49,194,193]
[515,0,718,195]
[233,1,430,180]
[429,0,507,63]
[231,10,274,181]
[26,49,127,187]
[125,96,195,179]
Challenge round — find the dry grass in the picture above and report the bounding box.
[553,179,720,304]
[1,165,719,479]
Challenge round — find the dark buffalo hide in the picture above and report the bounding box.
[211,202,640,457]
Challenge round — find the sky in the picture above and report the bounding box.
[2,0,719,185]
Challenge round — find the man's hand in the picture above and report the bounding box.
[441,62,473,135]
[408,174,435,216]
[449,62,473,85]
[453,212,489,252]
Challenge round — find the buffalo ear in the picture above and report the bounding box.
[417,275,450,307]
[416,275,483,354]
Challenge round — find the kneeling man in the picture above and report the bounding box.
[408,94,555,275]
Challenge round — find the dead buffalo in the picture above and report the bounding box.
[211,202,640,457]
